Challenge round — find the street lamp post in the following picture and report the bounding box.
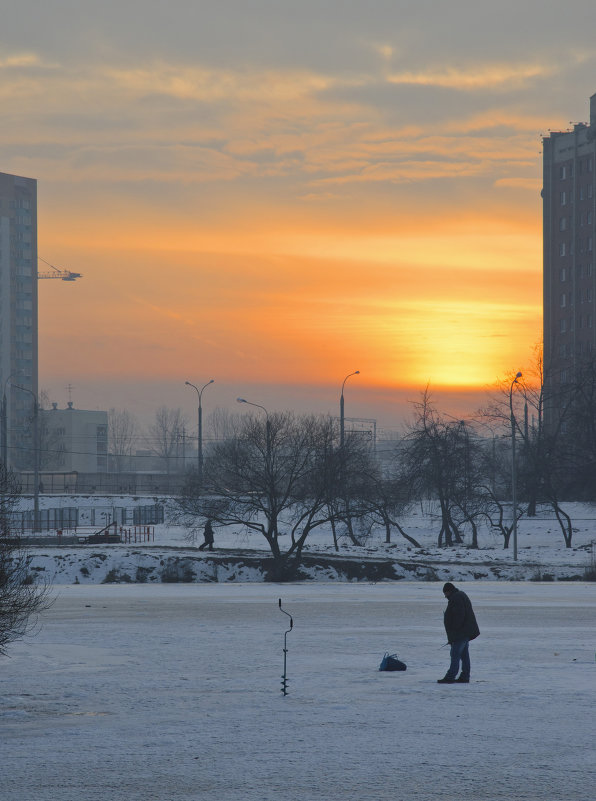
[185,379,214,485]
[509,371,522,561]
[237,397,271,467]
[14,384,40,532]
[340,371,360,447]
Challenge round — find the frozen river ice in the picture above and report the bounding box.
[2,582,594,800]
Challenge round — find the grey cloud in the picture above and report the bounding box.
[4,1,596,73]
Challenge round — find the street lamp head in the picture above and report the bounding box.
[510,371,523,393]
[237,397,269,418]
[185,381,191,386]
[341,370,361,397]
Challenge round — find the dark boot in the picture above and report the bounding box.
[437,676,456,684]
[456,674,470,683]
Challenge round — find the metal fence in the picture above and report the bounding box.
[8,507,79,534]
[7,503,164,533]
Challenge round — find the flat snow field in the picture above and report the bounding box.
[2,582,595,801]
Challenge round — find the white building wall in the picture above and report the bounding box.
[41,406,108,473]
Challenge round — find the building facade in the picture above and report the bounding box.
[41,403,108,474]
[543,95,596,397]
[0,171,38,468]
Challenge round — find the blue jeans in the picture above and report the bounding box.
[447,639,470,679]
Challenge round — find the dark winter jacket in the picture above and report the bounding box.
[203,521,214,544]
[443,588,480,644]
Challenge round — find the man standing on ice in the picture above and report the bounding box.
[437,582,480,684]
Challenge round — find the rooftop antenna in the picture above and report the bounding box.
[278,598,293,696]
[66,384,74,405]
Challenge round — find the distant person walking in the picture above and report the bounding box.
[198,519,214,551]
[437,582,480,684]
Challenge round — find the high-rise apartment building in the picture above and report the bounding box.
[0,171,38,468]
[543,95,596,401]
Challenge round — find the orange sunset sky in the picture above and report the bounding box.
[3,1,595,430]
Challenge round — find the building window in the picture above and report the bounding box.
[560,267,567,282]
[560,191,566,205]
[589,237,593,252]
[589,184,593,199]
[588,263,593,277]
[560,242,566,256]
[560,293,566,307]
[589,158,593,172]
[559,217,567,231]
[589,211,594,225]
[560,166,567,180]
[560,318,566,333]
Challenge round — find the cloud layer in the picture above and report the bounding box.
[2,1,593,422]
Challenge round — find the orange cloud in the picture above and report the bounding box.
[39,200,541,396]
[20,50,544,413]
[386,62,552,90]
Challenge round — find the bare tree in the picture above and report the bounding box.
[482,349,578,547]
[0,464,52,655]
[361,468,421,547]
[147,406,187,474]
[473,435,524,549]
[325,432,380,548]
[178,412,351,580]
[403,390,484,547]
[108,408,138,473]
[206,407,242,442]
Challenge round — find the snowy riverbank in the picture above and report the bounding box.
[23,541,595,584]
[19,496,596,584]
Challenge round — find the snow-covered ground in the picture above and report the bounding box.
[2,582,594,800]
[17,495,596,584]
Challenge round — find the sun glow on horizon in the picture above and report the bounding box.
[39,218,541,395]
[18,6,555,421]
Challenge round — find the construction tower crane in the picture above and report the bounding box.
[37,256,82,282]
